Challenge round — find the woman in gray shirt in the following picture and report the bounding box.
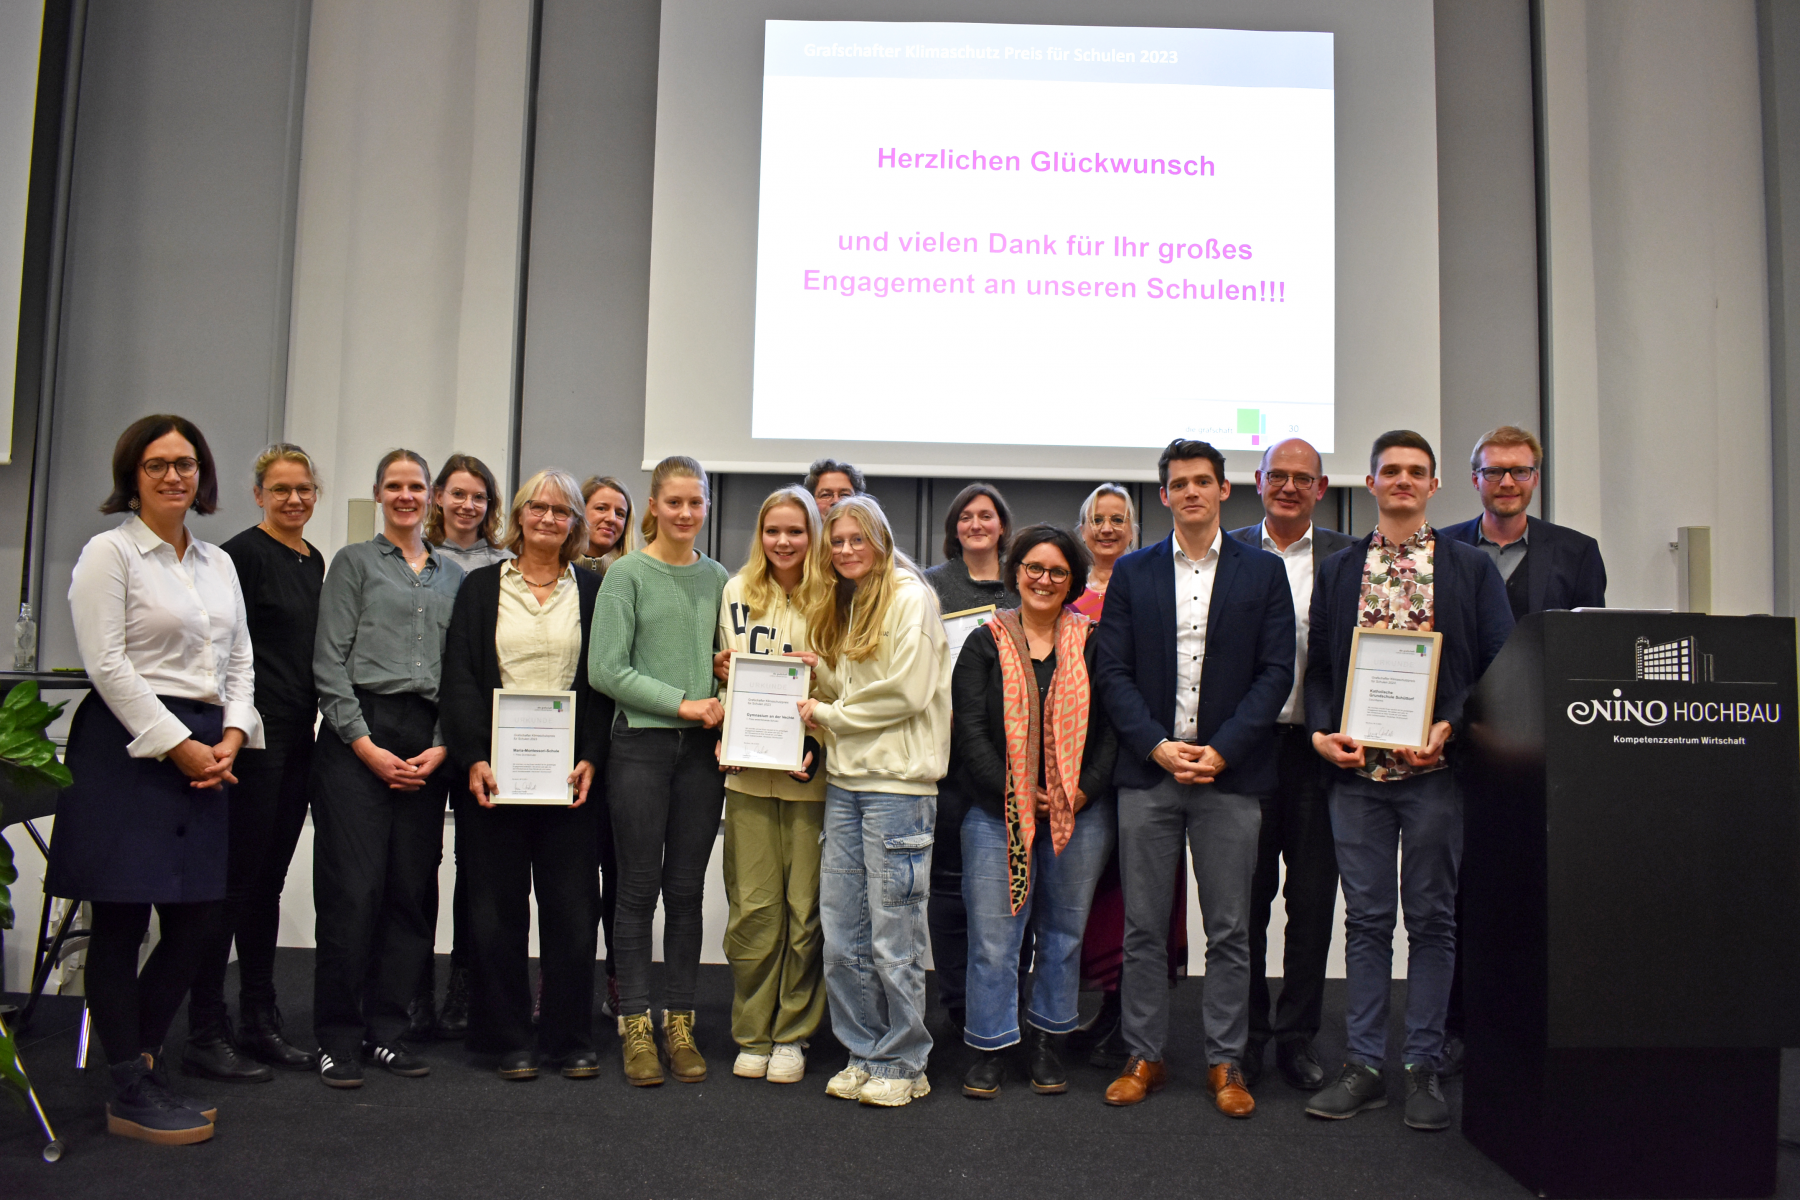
[310,449,465,1088]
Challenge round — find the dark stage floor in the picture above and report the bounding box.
[4,951,1798,1199]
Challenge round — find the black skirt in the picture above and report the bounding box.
[46,693,230,904]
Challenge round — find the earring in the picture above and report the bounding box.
[128,497,139,511]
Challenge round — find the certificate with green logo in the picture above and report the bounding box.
[720,654,811,772]
[490,689,577,803]
[1340,628,1443,751]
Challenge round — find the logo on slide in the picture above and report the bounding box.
[1633,635,1710,683]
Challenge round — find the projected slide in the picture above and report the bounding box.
[750,21,1334,453]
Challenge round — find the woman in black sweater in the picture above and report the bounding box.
[439,469,613,1079]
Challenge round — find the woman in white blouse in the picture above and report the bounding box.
[48,415,263,1146]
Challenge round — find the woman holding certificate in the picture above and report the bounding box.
[799,496,954,1108]
[589,455,729,1087]
[952,525,1117,1100]
[440,469,613,1080]
[714,486,828,1084]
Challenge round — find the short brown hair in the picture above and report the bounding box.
[942,482,1013,560]
[101,414,219,515]
[1370,430,1437,477]
[1004,523,1091,602]
[1469,425,1543,471]
[1158,438,1226,488]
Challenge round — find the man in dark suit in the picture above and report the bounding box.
[1226,438,1354,1093]
[1438,425,1606,618]
[1302,430,1513,1133]
[1094,438,1295,1117]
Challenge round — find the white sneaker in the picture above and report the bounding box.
[767,1043,805,1084]
[858,1073,931,1107]
[825,1064,871,1099]
[733,1050,770,1079]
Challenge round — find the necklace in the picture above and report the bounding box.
[519,571,560,587]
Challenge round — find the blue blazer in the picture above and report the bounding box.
[1094,531,1295,795]
[1304,532,1514,774]
[1436,514,1607,613]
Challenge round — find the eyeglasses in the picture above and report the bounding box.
[1263,471,1318,491]
[816,488,855,502]
[1019,562,1071,584]
[141,457,199,479]
[1088,513,1130,529]
[523,501,576,523]
[263,484,316,501]
[1476,466,1538,483]
[829,535,869,552]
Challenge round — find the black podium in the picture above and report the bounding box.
[1463,612,1800,1198]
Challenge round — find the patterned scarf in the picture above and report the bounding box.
[990,608,1094,914]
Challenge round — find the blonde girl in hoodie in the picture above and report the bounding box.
[797,495,953,1108]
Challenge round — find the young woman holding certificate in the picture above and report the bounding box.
[440,469,613,1080]
[714,486,828,1084]
[799,496,953,1108]
[589,456,730,1086]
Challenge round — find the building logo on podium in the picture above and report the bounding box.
[1634,635,1713,683]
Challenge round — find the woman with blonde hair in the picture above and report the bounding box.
[1071,483,1138,620]
[440,469,613,1080]
[715,486,827,1083]
[576,475,635,576]
[589,455,729,1086]
[798,495,953,1108]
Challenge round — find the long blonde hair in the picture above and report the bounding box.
[801,495,933,664]
[740,486,820,617]
[641,455,708,546]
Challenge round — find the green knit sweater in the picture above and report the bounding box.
[588,549,729,728]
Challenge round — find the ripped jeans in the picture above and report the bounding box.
[820,785,936,1079]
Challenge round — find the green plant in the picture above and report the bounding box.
[0,681,70,931]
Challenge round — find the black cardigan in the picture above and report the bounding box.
[440,563,613,773]
[950,621,1118,821]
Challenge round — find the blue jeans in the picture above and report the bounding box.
[820,786,936,1080]
[1329,769,1462,1069]
[962,797,1114,1051]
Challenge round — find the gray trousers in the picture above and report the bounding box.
[1118,776,1262,1065]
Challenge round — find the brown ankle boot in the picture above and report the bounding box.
[661,1010,707,1083]
[619,1013,663,1087]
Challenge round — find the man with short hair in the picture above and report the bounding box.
[1094,438,1295,1116]
[803,458,865,519]
[1303,431,1512,1132]
[1226,438,1353,1092]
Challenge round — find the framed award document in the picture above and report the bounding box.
[490,688,577,803]
[942,605,997,664]
[1339,628,1444,751]
[720,653,812,772]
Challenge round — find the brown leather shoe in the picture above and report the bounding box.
[1103,1055,1167,1106]
[1208,1062,1256,1118]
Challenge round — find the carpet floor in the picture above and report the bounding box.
[3,951,1798,1199]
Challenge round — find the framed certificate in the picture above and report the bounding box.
[942,605,998,664]
[1340,628,1444,751]
[720,653,812,772]
[490,688,577,804]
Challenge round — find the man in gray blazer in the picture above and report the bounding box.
[1227,437,1354,1092]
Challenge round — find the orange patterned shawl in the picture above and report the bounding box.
[989,608,1094,914]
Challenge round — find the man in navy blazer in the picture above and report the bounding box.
[1302,431,1513,1134]
[1437,425,1606,618]
[1094,438,1295,1116]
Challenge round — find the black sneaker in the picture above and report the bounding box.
[319,1049,364,1089]
[363,1040,431,1077]
[1404,1064,1450,1131]
[106,1055,214,1145]
[1305,1062,1387,1119]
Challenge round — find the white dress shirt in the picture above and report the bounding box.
[496,560,581,690]
[1260,521,1315,725]
[69,516,264,759]
[1171,527,1223,741]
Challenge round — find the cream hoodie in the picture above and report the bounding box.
[811,572,953,796]
[717,574,825,802]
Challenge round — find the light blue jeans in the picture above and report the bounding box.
[820,785,936,1080]
[962,796,1115,1051]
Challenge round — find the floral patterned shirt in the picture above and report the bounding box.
[1356,524,1443,781]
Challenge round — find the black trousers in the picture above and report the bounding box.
[462,797,601,1058]
[927,782,969,1013]
[606,720,725,1015]
[595,783,618,978]
[1246,723,1340,1046]
[310,690,449,1059]
[189,717,316,1028]
[88,900,221,1067]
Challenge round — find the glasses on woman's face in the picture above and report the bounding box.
[264,484,316,501]
[142,457,199,479]
[1020,562,1071,584]
[523,501,575,524]
[1088,513,1130,529]
[830,534,868,552]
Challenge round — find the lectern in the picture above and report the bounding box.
[1463,612,1800,1198]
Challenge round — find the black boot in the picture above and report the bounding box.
[436,964,471,1039]
[1027,1028,1068,1095]
[238,1001,319,1071]
[406,960,438,1042]
[181,1015,273,1083]
[1067,989,1121,1055]
[962,1049,1006,1099]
